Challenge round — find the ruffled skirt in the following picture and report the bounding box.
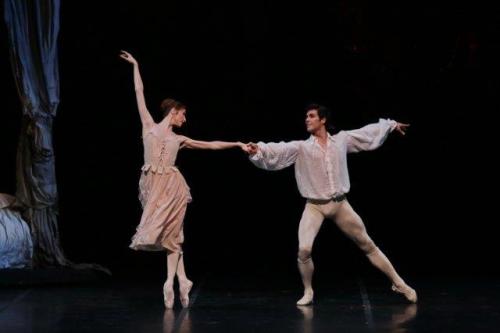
[130,167,192,252]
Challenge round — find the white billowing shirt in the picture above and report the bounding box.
[249,119,397,200]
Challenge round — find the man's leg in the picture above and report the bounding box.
[334,200,417,303]
[297,202,325,305]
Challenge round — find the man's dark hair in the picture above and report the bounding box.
[305,104,334,131]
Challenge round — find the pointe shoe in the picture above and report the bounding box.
[163,282,174,309]
[179,280,193,308]
[391,284,417,303]
[296,290,314,306]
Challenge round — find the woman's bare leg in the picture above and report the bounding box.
[164,251,180,308]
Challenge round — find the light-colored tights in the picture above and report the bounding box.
[297,199,406,300]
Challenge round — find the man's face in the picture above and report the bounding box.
[305,109,325,133]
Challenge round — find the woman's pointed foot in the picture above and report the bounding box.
[163,282,174,309]
[179,280,193,308]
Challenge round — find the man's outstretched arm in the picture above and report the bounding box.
[247,141,300,170]
[344,119,409,153]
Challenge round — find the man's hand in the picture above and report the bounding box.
[246,142,259,155]
[394,122,410,136]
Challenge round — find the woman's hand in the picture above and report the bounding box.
[238,142,251,153]
[119,50,138,65]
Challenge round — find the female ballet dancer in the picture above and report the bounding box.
[120,51,248,308]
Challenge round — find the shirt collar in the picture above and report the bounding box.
[307,133,335,144]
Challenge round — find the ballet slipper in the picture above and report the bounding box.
[296,289,314,306]
[179,280,193,308]
[391,283,417,303]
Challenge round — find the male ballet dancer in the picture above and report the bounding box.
[247,104,417,305]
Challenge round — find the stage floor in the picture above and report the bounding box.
[1,272,499,332]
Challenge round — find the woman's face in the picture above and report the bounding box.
[171,108,187,127]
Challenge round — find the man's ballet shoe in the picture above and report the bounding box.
[296,290,314,306]
[163,282,174,309]
[179,280,193,308]
[391,284,418,303]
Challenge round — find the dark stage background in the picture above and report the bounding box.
[0,1,497,281]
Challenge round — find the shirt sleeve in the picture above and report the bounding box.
[249,141,300,170]
[344,118,397,153]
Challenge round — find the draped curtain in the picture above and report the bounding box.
[4,0,67,266]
